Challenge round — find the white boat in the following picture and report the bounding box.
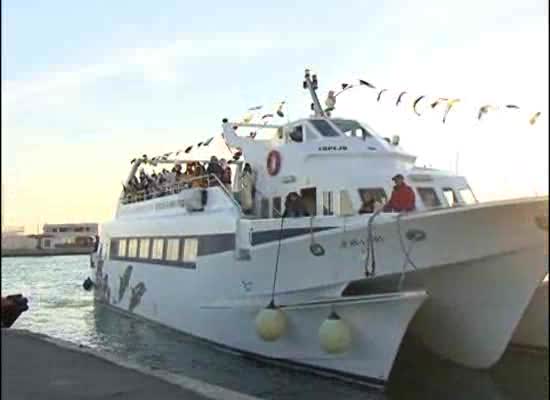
[88,69,547,385]
[511,276,548,349]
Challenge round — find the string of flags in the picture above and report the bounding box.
[331,78,542,125]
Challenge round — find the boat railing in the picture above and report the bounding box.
[120,174,242,213]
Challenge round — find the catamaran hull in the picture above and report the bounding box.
[92,255,426,386]
[344,197,548,369]
[511,278,548,350]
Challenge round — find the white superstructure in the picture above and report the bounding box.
[90,70,548,386]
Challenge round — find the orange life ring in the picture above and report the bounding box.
[266,150,281,176]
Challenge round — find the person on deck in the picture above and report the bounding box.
[220,158,232,192]
[240,163,255,214]
[206,156,223,186]
[283,192,310,218]
[384,174,416,212]
[359,191,376,214]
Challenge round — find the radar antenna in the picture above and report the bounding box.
[303,69,325,118]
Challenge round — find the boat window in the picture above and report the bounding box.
[322,191,334,215]
[272,197,282,217]
[339,190,355,216]
[183,238,198,262]
[358,188,387,204]
[300,188,317,215]
[128,239,138,258]
[442,188,459,207]
[289,126,303,142]
[152,238,164,260]
[417,187,442,208]
[139,238,150,258]
[459,188,477,205]
[310,120,340,137]
[332,119,371,139]
[118,239,127,257]
[166,238,180,261]
[260,198,270,218]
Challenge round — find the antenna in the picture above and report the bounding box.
[303,69,325,118]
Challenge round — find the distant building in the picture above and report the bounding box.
[40,223,98,249]
[2,222,98,256]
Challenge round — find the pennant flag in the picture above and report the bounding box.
[376,89,388,102]
[442,99,460,123]
[413,95,426,116]
[395,91,407,106]
[248,105,263,111]
[359,79,376,89]
[529,111,541,125]
[477,104,496,120]
[430,98,448,109]
[341,83,351,90]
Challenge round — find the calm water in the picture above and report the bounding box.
[2,255,548,400]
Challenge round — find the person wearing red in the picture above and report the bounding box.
[384,174,416,212]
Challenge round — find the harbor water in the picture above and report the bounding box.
[2,255,548,400]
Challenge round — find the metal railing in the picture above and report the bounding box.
[120,173,242,213]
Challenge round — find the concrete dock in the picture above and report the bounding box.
[2,329,261,400]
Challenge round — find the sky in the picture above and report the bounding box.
[2,0,548,232]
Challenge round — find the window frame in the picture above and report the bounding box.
[417,187,442,208]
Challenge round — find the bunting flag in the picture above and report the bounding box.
[529,111,541,125]
[395,91,407,107]
[477,104,496,120]
[377,89,388,102]
[412,95,426,116]
[359,79,376,89]
[442,99,460,123]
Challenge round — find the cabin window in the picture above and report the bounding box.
[459,188,477,205]
[128,239,138,258]
[139,238,150,258]
[166,238,180,261]
[310,120,340,137]
[260,198,270,218]
[300,188,317,215]
[118,239,127,257]
[183,238,198,263]
[272,197,282,217]
[417,187,442,208]
[289,126,303,142]
[339,190,354,216]
[322,191,334,215]
[358,188,387,204]
[152,238,164,260]
[442,188,459,207]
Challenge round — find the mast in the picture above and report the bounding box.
[303,69,325,118]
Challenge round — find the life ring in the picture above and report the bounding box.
[266,150,281,176]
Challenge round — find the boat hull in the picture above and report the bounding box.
[344,197,548,368]
[511,278,548,350]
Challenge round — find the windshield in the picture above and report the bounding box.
[331,119,371,138]
[310,120,341,137]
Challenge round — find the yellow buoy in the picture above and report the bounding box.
[319,311,352,354]
[255,302,287,342]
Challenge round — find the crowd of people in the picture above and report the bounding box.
[122,156,239,202]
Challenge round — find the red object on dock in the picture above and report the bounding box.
[1,294,29,328]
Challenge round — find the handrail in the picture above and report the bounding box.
[120,173,242,214]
